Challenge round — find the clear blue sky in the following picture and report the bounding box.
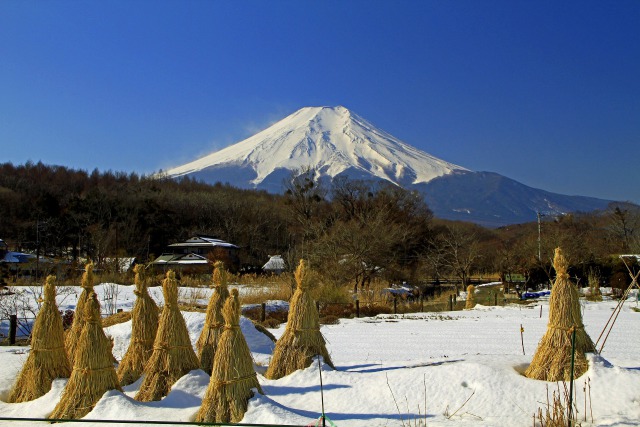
[1,1,639,204]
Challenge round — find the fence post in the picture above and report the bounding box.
[261,302,266,322]
[453,294,457,309]
[9,315,17,345]
[494,293,498,306]
[448,294,453,311]
[421,296,424,312]
[393,297,397,314]
[355,299,360,318]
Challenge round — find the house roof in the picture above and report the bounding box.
[151,252,210,265]
[263,255,286,271]
[168,236,239,249]
[1,251,36,264]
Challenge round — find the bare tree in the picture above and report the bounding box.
[606,203,640,253]
[440,224,481,295]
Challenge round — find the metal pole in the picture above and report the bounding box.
[568,327,577,427]
[36,219,40,282]
[318,357,326,427]
[9,315,17,344]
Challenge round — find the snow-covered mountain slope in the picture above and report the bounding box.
[167,106,467,189]
[166,106,614,226]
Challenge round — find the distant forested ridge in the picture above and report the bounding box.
[0,162,637,291]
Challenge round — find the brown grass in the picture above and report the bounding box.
[525,248,595,381]
[264,260,334,380]
[134,270,199,401]
[49,291,121,419]
[117,264,160,386]
[8,275,71,403]
[533,383,582,427]
[195,289,262,423]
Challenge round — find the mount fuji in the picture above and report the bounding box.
[166,106,612,226]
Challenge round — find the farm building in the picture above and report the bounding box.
[262,255,286,274]
[150,236,240,274]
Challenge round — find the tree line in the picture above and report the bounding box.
[0,161,638,293]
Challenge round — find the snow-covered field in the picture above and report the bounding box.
[0,283,638,426]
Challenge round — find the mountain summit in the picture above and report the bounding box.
[167,106,612,226]
[167,106,467,191]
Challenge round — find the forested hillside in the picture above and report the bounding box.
[0,162,637,291]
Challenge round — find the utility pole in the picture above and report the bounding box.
[36,219,40,283]
[115,223,119,273]
[537,211,545,262]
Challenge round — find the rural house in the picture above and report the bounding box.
[150,236,240,274]
[262,255,286,275]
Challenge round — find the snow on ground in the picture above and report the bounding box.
[0,283,639,427]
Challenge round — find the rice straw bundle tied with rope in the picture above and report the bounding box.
[196,288,262,423]
[8,275,71,403]
[49,291,121,419]
[196,261,230,375]
[465,284,476,310]
[134,270,199,402]
[117,264,159,386]
[264,259,334,380]
[65,262,95,366]
[524,247,595,381]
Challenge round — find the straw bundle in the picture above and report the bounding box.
[195,289,262,423]
[465,285,476,310]
[264,260,333,380]
[525,248,595,381]
[196,261,230,375]
[8,275,71,403]
[65,262,95,367]
[134,270,199,401]
[49,291,121,419]
[117,264,159,386]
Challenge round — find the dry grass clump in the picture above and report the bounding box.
[525,248,595,382]
[65,262,95,366]
[117,264,160,386]
[49,291,121,419]
[586,269,603,302]
[533,383,583,427]
[465,285,476,310]
[264,260,334,380]
[195,289,262,423]
[8,275,71,402]
[134,270,199,401]
[196,262,230,375]
[238,277,294,305]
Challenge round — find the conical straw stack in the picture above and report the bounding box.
[49,291,121,419]
[525,247,595,381]
[465,284,476,310]
[8,275,71,402]
[65,262,95,366]
[117,264,159,386]
[134,270,199,401]
[264,259,334,380]
[195,289,262,423]
[196,261,230,375]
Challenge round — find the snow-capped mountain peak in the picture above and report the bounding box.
[166,106,468,187]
